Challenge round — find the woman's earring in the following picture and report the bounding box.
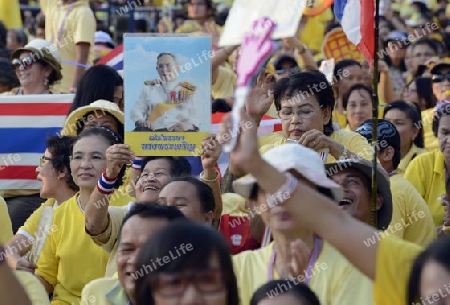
[44,78,49,85]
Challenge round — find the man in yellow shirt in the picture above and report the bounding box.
[81,204,185,305]
[354,119,436,246]
[40,0,96,93]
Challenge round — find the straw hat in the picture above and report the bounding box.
[61,100,124,136]
[11,39,63,82]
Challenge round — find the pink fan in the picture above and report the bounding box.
[222,17,277,153]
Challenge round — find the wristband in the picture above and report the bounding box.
[265,173,298,208]
[132,156,143,170]
[97,170,118,194]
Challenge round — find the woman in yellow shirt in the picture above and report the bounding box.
[343,84,373,132]
[384,100,427,175]
[35,127,128,305]
[6,136,78,272]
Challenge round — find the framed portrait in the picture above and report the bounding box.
[124,33,211,156]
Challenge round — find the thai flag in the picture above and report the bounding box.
[334,0,375,64]
[96,44,124,70]
[0,95,73,189]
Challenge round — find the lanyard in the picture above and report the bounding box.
[50,2,75,44]
[268,236,321,284]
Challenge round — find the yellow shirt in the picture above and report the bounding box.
[14,270,50,305]
[90,205,130,277]
[233,241,373,305]
[388,175,436,247]
[373,236,422,305]
[212,66,236,99]
[397,144,428,176]
[258,130,373,162]
[81,275,128,305]
[404,149,445,226]
[35,195,109,305]
[0,196,13,244]
[300,9,334,55]
[421,108,439,152]
[42,0,96,93]
[0,0,22,28]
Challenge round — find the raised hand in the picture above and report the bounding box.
[246,73,274,124]
[105,144,134,179]
[200,134,222,170]
[203,21,221,50]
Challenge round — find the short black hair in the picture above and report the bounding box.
[141,156,192,177]
[412,37,439,55]
[135,220,238,305]
[384,100,424,148]
[273,70,335,136]
[408,236,450,305]
[118,203,185,244]
[46,135,78,192]
[73,126,126,189]
[333,59,361,81]
[433,103,450,137]
[250,279,321,305]
[212,98,232,113]
[168,176,215,213]
[157,52,176,61]
[342,84,373,109]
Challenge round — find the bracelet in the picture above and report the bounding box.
[265,173,298,208]
[132,156,143,170]
[199,170,219,183]
[97,170,118,194]
[339,146,348,160]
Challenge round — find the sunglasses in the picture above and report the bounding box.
[432,73,450,83]
[276,66,299,75]
[11,56,36,70]
[39,156,53,167]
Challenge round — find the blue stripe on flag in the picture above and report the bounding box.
[333,0,347,22]
[0,127,62,153]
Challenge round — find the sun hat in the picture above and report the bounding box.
[324,158,393,230]
[95,31,116,49]
[11,39,62,81]
[232,144,343,202]
[61,100,124,136]
[430,57,450,74]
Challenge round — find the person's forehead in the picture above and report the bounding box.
[333,167,367,180]
[158,55,175,63]
[19,51,32,59]
[143,158,171,172]
[120,215,169,241]
[161,181,197,197]
[281,93,319,107]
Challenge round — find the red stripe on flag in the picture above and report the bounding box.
[358,0,375,64]
[0,103,71,115]
[0,166,37,180]
[274,123,282,132]
[96,44,124,65]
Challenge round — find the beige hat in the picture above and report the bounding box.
[233,144,343,202]
[61,100,124,136]
[324,159,393,230]
[12,39,63,82]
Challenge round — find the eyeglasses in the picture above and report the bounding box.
[275,66,299,75]
[157,63,175,70]
[277,106,322,121]
[150,269,224,298]
[11,56,37,70]
[39,156,53,167]
[432,73,450,83]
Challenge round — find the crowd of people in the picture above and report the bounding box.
[1,0,450,304]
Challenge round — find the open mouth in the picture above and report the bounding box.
[338,198,352,207]
[143,185,159,192]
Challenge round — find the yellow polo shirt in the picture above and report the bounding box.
[421,108,439,152]
[14,271,50,305]
[258,130,373,162]
[81,274,128,305]
[35,195,109,305]
[388,175,436,247]
[397,144,427,176]
[373,236,422,305]
[233,241,374,305]
[404,150,446,226]
[0,196,13,243]
[212,66,236,99]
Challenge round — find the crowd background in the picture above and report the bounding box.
[1,0,450,305]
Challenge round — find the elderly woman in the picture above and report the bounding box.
[5,38,62,95]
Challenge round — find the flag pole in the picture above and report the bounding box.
[371,0,380,229]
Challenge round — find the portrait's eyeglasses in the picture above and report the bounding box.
[157,63,175,70]
[276,66,300,75]
[11,56,36,70]
[150,268,224,298]
[39,156,53,167]
[432,73,450,83]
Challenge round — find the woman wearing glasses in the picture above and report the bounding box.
[6,136,78,272]
[34,127,128,305]
[3,39,62,95]
[135,220,239,305]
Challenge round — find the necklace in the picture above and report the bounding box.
[268,236,321,284]
[77,195,85,214]
[388,170,397,177]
